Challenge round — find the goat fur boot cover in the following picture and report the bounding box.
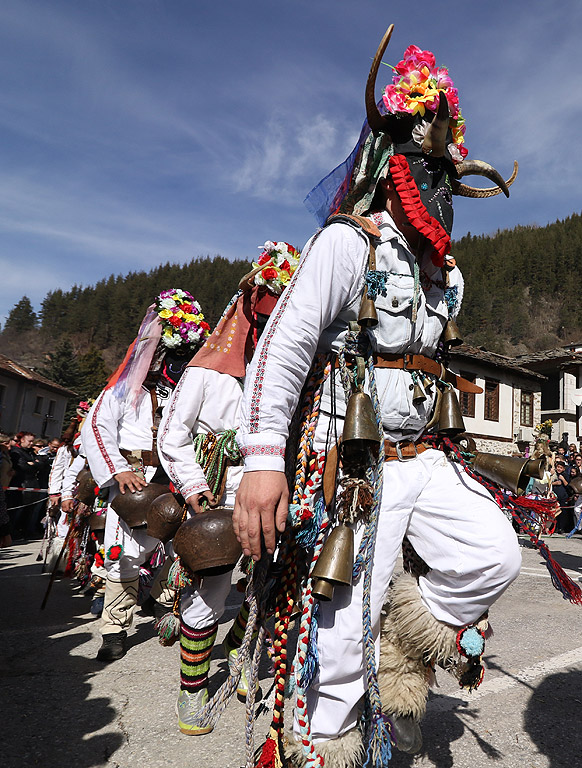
[378,573,458,720]
[284,728,364,768]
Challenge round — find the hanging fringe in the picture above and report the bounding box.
[299,602,319,690]
[148,541,166,569]
[537,539,582,604]
[254,727,287,768]
[430,436,582,607]
[167,557,194,589]
[156,587,182,646]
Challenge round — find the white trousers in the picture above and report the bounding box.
[301,449,521,741]
[180,571,233,630]
[103,506,161,580]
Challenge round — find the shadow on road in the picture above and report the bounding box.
[524,668,582,767]
[0,544,124,768]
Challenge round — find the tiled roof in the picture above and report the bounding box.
[450,344,546,379]
[514,347,582,367]
[0,354,77,396]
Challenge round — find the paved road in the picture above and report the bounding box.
[2,533,582,768]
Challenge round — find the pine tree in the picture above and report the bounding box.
[4,296,38,332]
[78,346,110,400]
[40,339,82,392]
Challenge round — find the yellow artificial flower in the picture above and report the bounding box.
[159,309,173,319]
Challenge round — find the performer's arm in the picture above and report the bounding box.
[158,368,213,512]
[47,445,68,499]
[81,389,144,490]
[235,223,368,558]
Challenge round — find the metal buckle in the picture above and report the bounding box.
[402,353,414,371]
[396,440,417,461]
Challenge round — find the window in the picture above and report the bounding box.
[459,372,476,418]
[484,379,499,421]
[48,399,56,417]
[520,391,533,427]
[34,396,43,414]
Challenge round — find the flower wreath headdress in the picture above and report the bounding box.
[251,241,301,295]
[155,289,211,350]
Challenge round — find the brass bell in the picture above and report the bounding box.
[523,456,547,480]
[357,287,378,328]
[342,390,381,445]
[422,374,434,393]
[472,453,546,496]
[311,523,354,601]
[442,318,463,347]
[412,382,427,405]
[438,385,466,436]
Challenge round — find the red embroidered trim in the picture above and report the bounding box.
[158,372,187,489]
[240,445,285,458]
[181,481,211,497]
[248,242,313,433]
[388,154,451,267]
[91,394,116,474]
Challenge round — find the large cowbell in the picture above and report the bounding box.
[472,453,547,496]
[311,523,355,601]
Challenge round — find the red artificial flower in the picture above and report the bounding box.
[200,321,210,331]
[168,315,182,327]
[258,251,271,266]
[279,259,291,273]
[94,552,104,568]
[261,267,278,281]
[180,303,192,313]
[108,544,123,561]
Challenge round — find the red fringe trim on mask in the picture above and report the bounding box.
[389,154,451,267]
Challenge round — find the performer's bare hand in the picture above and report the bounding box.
[61,498,75,513]
[115,471,148,494]
[186,491,217,514]
[233,471,288,561]
[49,494,61,505]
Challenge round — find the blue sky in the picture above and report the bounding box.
[1,0,580,324]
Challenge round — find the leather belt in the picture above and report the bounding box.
[384,439,429,461]
[120,448,156,467]
[335,353,482,394]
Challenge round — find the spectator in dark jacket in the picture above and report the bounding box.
[553,458,574,533]
[8,432,44,539]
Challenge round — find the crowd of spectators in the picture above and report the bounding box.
[0,431,61,544]
[525,439,582,534]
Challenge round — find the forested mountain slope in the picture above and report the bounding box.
[2,211,581,391]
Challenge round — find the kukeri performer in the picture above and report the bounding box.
[158,242,300,735]
[43,402,90,572]
[82,290,211,662]
[235,29,523,768]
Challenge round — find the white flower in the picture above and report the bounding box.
[159,298,176,310]
[261,240,276,252]
[448,143,464,164]
[162,334,182,348]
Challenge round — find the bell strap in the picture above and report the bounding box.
[120,448,156,469]
[149,387,163,467]
[334,353,482,394]
[374,354,483,394]
[384,439,430,462]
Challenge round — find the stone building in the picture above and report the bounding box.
[0,354,77,438]
[448,344,545,455]
[515,345,582,445]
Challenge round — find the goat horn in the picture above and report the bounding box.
[365,25,394,135]
[452,160,518,198]
[422,92,449,157]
